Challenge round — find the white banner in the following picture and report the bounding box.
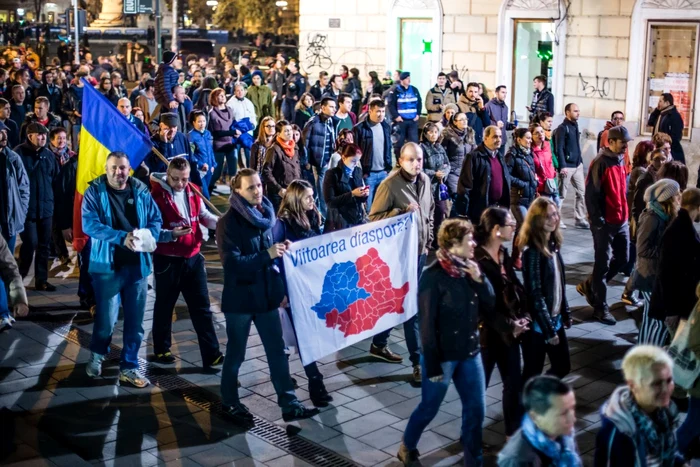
[283,213,419,366]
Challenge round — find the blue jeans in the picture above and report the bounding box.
[211,148,238,192]
[200,170,212,199]
[89,265,148,370]
[677,396,700,455]
[403,356,486,466]
[372,253,426,366]
[313,165,328,217]
[221,311,298,410]
[365,170,387,213]
[236,144,251,168]
[0,235,16,319]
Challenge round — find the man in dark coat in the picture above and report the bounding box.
[216,168,319,425]
[648,92,686,164]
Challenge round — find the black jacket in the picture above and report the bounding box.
[309,80,327,102]
[37,84,63,117]
[216,205,285,315]
[354,118,392,175]
[53,156,77,231]
[456,143,511,223]
[632,168,657,228]
[62,84,83,125]
[474,245,526,346]
[302,114,335,168]
[522,243,569,341]
[506,145,538,207]
[648,105,685,164]
[9,100,29,131]
[14,142,59,220]
[322,164,367,232]
[1,118,20,148]
[419,260,495,378]
[421,141,450,194]
[553,118,582,168]
[19,112,63,143]
[441,125,474,195]
[650,208,700,320]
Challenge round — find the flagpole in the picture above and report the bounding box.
[150,147,224,217]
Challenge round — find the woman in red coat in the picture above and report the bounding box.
[531,124,560,207]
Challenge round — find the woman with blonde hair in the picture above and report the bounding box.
[294,92,315,129]
[272,180,332,408]
[250,116,276,174]
[519,197,571,382]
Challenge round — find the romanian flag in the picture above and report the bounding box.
[72,79,153,252]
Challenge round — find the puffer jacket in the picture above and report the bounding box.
[1,147,29,236]
[15,142,59,220]
[154,62,180,108]
[188,128,217,172]
[420,141,450,194]
[419,259,495,378]
[441,125,475,195]
[631,208,670,292]
[81,175,162,277]
[302,114,335,168]
[522,243,569,341]
[506,145,538,207]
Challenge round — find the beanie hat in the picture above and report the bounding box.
[399,71,410,81]
[252,70,264,80]
[163,51,177,65]
[644,178,680,204]
[444,103,459,114]
[160,112,179,128]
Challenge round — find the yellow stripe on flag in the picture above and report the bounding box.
[76,125,112,195]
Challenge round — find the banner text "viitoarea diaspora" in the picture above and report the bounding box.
[288,215,413,268]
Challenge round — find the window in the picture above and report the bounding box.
[512,21,556,122]
[642,23,699,138]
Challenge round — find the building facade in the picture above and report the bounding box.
[299,0,700,179]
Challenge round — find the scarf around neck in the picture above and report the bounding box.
[436,248,468,278]
[228,192,276,231]
[648,201,670,222]
[276,137,295,158]
[521,414,581,467]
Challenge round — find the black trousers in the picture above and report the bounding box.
[50,219,69,259]
[152,253,220,363]
[78,240,94,305]
[393,119,418,158]
[521,327,571,382]
[481,329,524,437]
[19,216,52,283]
[586,223,630,311]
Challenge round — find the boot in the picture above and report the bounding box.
[308,376,333,407]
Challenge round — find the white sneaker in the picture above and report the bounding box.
[560,221,567,230]
[0,316,15,331]
[119,369,150,388]
[86,352,105,378]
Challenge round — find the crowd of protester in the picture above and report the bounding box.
[0,36,699,466]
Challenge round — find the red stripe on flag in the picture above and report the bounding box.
[72,192,87,253]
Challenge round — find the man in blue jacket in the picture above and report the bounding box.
[388,71,422,159]
[484,85,517,157]
[303,97,337,216]
[82,151,162,388]
[154,51,180,111]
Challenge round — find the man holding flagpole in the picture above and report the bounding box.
[82,151,162,388]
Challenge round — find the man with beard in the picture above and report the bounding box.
[369,142,435,385]
[83,152,162,388]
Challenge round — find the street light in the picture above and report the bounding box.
[206,0,218,5]
[275,0,288,6]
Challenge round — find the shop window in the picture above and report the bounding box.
[642,23,698,138]
[512,20,555,122]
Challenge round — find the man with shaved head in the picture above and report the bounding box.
[117,97,145,134]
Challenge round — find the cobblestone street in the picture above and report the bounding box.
[0,193,697,467]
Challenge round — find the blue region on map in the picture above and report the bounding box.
[311,261,371,319]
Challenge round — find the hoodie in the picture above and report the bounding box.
[599,121,631,175]
[595,386,684,467]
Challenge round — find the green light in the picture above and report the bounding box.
[422,40,432,54]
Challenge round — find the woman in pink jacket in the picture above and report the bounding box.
[530,124,560,207]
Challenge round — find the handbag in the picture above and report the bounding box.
[544,177,558,195]
[668,303,700,389]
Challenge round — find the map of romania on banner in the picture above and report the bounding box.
[283,213,419,366]
[72,79,153,252]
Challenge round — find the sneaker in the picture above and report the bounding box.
[412,365,422,386]
[575,220,590,230]
[593,308,617,326]
[576,281,594,308]
[369,343,404,363]
[222,403,254,425]
[282,403,320,422]
[154,352,176,364]
[119,369,150,388]
[560,221,567,230]
[86,352,105,378]
[205,353,224,368]
[291,376,299,389]
[0,315,15,332]
[621,292,642,308]
[35,281,56,292]
[397,443,422,466]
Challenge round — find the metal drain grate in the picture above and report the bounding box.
[36,320,358,467]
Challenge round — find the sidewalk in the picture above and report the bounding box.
[0,193,694,467]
